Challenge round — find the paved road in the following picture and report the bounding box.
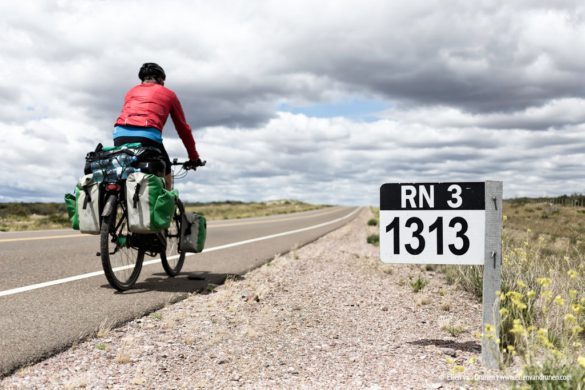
[0,206,361,376]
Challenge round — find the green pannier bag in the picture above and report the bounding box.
[180,212,207,253]
[67,174,100,234]
[126,172,178,233]
[64,193,79,230]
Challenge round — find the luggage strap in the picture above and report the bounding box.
[132,183,141,208]
[82,187,91,210]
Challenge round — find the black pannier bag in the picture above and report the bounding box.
[180,212,207,253]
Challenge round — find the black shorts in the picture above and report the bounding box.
[114,136,172,175]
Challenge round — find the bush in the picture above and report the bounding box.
[455,221,585,383]
[367,234,379,246]
[410,276,428,293]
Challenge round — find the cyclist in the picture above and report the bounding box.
[114,62,202,189]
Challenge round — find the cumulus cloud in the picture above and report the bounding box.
[0,0,584,204]
[384,98,585,130]
[168,113,585,204]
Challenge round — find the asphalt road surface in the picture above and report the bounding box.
[0,206,361,376]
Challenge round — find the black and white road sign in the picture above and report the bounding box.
[380,182,486,264]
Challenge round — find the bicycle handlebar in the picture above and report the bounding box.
[171,158,206,171]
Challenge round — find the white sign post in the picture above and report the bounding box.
[379,181,502,368]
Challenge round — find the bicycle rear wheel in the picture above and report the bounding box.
[160,198,186,276]
[100,194,145,291]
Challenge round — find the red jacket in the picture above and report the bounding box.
[115,83,199,160]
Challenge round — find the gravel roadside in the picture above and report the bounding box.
[1,209,497,389]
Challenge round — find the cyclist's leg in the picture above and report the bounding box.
[156,143,173,190]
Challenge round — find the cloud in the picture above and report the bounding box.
[167,113,585,204]
[0,0,585,204]
[384,98,585,130]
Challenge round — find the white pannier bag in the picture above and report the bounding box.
[125,172,177,233]
[76,174,101,234]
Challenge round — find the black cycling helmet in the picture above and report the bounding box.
[138,63,166,82]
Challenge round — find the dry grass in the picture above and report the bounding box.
[505,201,585,246]
[372,200,585,385]
[96,318,112,339]
[0,200,327,231]
[184,199,327,220]
[441,201,585,386]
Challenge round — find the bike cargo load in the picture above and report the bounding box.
[180,212,207,253]
[64,193,78,230]
[64,174,101,234]
[125,172,178,233]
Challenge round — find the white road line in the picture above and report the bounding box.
[0,207,361,298]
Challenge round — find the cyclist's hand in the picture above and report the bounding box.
[184,158,205,170]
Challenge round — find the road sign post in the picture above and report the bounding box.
[482,181,502,369]
[379,181,503,369]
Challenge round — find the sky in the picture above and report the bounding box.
[1,0,585,205]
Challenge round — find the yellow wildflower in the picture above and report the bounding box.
[564,314,577,323]
[485,324,494,334]
[446,357,455,364]
[507,291,527,310]
[513,300,527,310]
[569,289,578,300]
[574,326,584,335]
[510,319,527,336]
[567,270,578,279]
[572,303,583,314]
[574,342,583,348]
[503,215,508,222]
[542,290,553,302]
[536,328,555,349]
[517,280,527,289]
[507,345,515,353]
[452,365,464,374]
[579,356,585,369]
[527,290,536,299]
[581,297,585,305]
[537,278,551,287]
[527,228,532,233]
[551,349,564,360]
[499,308,509,317]
[554,295,565,307]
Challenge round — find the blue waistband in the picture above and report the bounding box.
[113,125,163,143]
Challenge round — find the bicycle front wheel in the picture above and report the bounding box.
[100,194,145,291]
[160,198,186,276]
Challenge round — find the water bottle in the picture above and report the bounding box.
[115,155,126,168]
[93,170,104,183]
[90,159,105,172]
[121,167,140,179]
[103,167,121,183]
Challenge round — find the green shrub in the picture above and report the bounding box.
[410,276,428,293]
[367,234,379,246]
